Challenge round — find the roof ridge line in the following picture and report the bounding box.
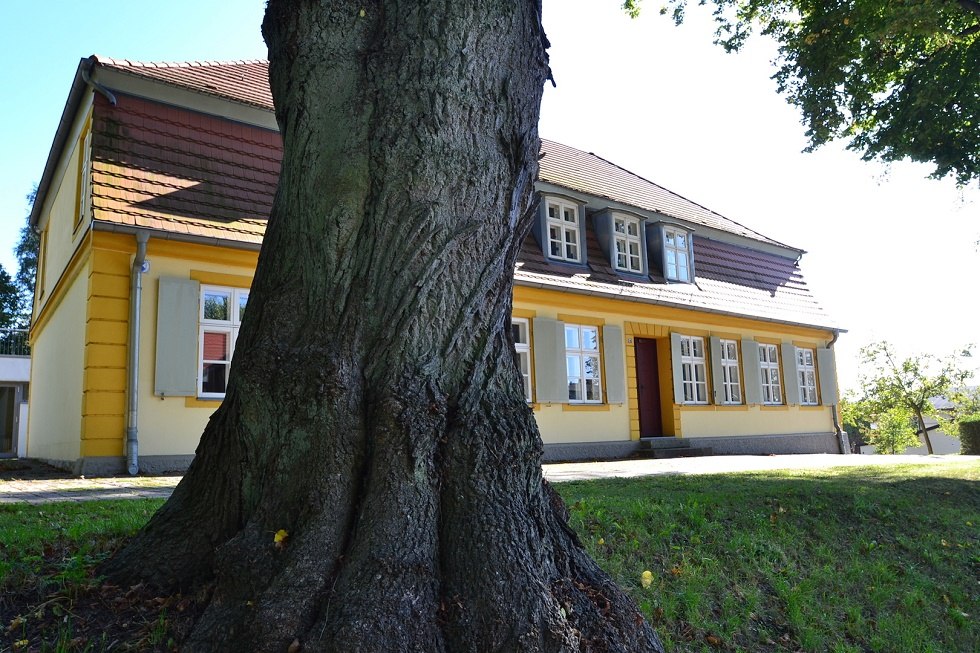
[93,54,269,69]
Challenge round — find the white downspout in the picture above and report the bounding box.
[126,232,150,475]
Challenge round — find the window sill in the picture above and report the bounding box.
[760,404,788,411]
[562,403,610,412]
[186,397,223,408]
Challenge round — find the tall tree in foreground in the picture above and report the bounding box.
[104,2,664,651]
[629,0,980,185]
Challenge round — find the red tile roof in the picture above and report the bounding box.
[85,57,835,329]
[538,139,793,250]
[94,55,273,110]
[90,93,279,244]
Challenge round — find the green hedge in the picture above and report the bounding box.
[960,415,980,455]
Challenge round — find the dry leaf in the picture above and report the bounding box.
[287,638,301,653]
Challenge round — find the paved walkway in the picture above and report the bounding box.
[1,454,975,504]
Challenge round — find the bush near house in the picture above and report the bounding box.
[960,415,980,455]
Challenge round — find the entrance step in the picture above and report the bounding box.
[637,437,713,459]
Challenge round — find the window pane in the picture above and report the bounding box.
[563,207,576,222]
[584,355,600,378]
[204,292,230,320]
[565,327,579,349]
[676,233,687,248]
[582,328,598,351]
[628,221,638,237]
[567,355,580,378]
[585,379,600,401]
[665,231,675,246]
[548,204,559,219]
[238,293,248,321]
[203,331,229,361]
[568,379,581,401]
[202,362,228,394]
[614,219,626,233]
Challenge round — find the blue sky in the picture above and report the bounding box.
[2,0,978,390]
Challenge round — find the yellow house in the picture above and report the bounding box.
[27,56,844,474]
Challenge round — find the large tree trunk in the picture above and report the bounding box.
[104,2,664,651]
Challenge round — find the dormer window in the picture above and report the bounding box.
[546,198,582,263]
[613,215,643,273]
[663,227,691,282]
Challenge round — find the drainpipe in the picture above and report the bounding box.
[126,232,150,475]
[827,330,849,454]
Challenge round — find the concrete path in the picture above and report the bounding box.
[1,454,975,504]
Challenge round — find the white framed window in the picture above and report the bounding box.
[759,344,782,405]
[511,318,532,402]
[663,226,691,282]
[680,335,708,404]
[199,286,249,398]
[720,339,742,404]
[565,324,602,403]
[546,198,581,263]
[613,214,643,273]
[797,348,818,405]
[75,128,93,230]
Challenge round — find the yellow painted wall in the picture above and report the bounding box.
[131,236,257,456]
[26,261,89,462]
[514,285,838,445]
[80,240,132,457]
[34,101,93,317]
[679,407,833,437]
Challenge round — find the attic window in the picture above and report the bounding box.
[613,215,643,273]
[663,226,693,282]
[546,198,582,263]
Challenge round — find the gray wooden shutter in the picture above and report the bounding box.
[782,342,800,405]
[709,336,724,405]
[531,196,547,255]
[532,317,567,403]
[817,347,839,405]
[741,338,762,405]
[154,277,200,396]
[577,204,588,265]
[602,325,626,403]
[670,332,684,405]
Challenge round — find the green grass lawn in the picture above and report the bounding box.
[556,461,979,652]
[1,460,977,651]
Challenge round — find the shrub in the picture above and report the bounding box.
[960,415,980,455]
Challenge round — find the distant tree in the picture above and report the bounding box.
[839,391,873,449]
[859,341,974,454]
[15,186,39,324]
[626,0,980,185]
[0,266,21,329]
[936,385,980,438]
[865,406,920,454]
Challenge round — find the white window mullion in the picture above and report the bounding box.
[199,285,248,398]
[797,348,818,405]
[759,344,782,405]
[512,318,532,402]
[680,335,708,404]
[565,324,602,403]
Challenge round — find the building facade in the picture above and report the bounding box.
[27,56,844,473]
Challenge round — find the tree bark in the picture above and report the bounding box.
[915,409,935,454]
[103,2,664,651]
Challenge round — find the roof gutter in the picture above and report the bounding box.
[513,276,845,335]
[825,330,849,454]
[125,232,149,475]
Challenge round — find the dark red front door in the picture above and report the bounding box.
[635,338,663,437]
